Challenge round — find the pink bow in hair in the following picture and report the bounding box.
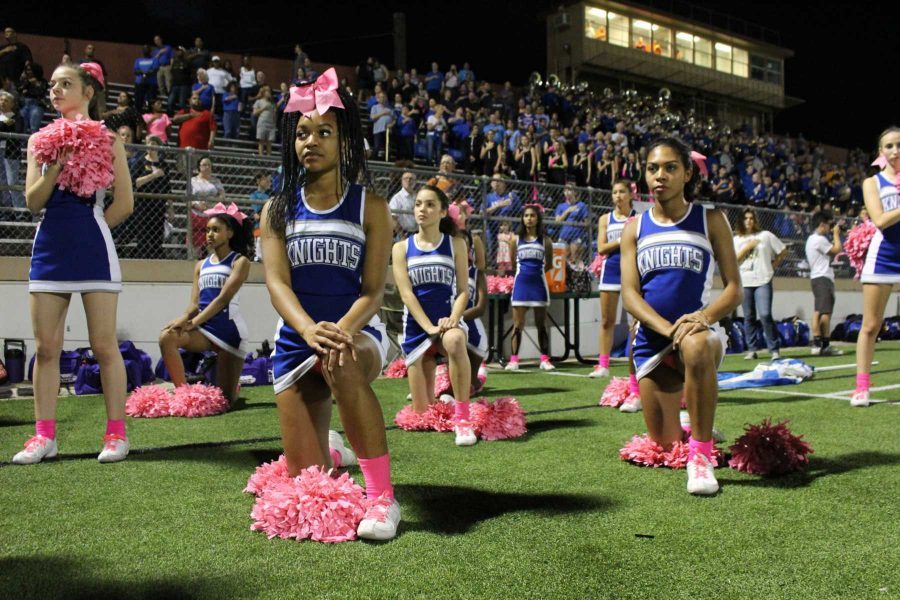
[204,202,248,224]
[284,67,344,117]
[524,202,545,214]
[81,62,105,88]
[690,150,708,179]
[872,155,888,169]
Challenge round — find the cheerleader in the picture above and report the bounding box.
[620,137,742,495]
[853,126,900,407]
[506,204,554,370]
[393,185,475,446]
[13,63,134,464]
[259,69,398,539]
[158,202,252,404]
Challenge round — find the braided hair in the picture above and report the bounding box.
[208,214,255,259]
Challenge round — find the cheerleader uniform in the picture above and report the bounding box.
[597,210,634,292]
[29,184,121,293]
[511,235,550,307]
[632,204,727,379]
[860,173,900,284]
[399,233,468,366]
[464,256,488,359]
[197,251,249,358]
[271,184,388,394]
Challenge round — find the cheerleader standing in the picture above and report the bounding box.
[13,63,134,464]
[853,126,900,407]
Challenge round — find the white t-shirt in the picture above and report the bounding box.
[805,232,834,280]
[733,230,786,288]
[389,188,417,233]
[206,67,234,94]
[239,67,257,89]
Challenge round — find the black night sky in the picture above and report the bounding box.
[5,0,896,150]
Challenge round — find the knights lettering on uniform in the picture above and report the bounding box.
[608,229,624,242]
[286,236,363,270]
[884,192,900,212]
[518,247,544,261]
[637,244,704,276]
[409,264,455,287]
[198,273,228,290]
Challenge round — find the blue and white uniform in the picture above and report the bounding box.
[399,233,468,365]
[511,235,550,307]
[632,203,726,379]
[861,173,900,284]
[598,209,634,292]
[197,251,248,358]
[272,184,388,394]
[29,184,121,293]
[464,253,488,359]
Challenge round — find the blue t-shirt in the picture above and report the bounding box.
[451,119,471,140]
[248,189,268,211]
[425,70,443,92]
[134,57,158,85]
[399,115,418,138]
[554,201,588,242]
[152,45,173,66]
[222,94,240,112]
[487,191,520,220]
[482,123,504,144]
[192,83,214,110]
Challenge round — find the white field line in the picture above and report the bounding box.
[729,387,899,405]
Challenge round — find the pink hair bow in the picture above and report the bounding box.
[284,67,344,117]
[81,62,105,88]
[204,202,248,224]
[690,150,708,179]
[524,202,545,214]
[872,155,888,168]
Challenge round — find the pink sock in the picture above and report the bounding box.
[454,399,470,422]
[628,373,639,396]
[509,354,518,363]
[688,436,714,461]
[329,448,342,468]
[106,419,126,437]
[598,355,610,368]
[36,419,56,439]
[856,373,870,392]
[540,354,550,363]
[358,454,394,499]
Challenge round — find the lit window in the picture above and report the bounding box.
[653,25,672,57]
[632,20,652,52]
[694,36,712,68]
[733,47,748,78]
[715,42,732,73]
[608,12,629,47]
[675,31,693,62]
[584,7,607,40]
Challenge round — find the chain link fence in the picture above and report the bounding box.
[1,130,856,279]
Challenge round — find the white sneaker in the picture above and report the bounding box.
[504,360,519,371]
[539,360,556,371]
[850,390,870,408]
[588,366,609,378]
[454,421,478,446]
[744,351,758,360]
[406,392,412,401]
[619,394,642,413]
[770,350,781,360]
[678,411,726,442]
[328,430,357,467]
[438,394,455,404]
[686,454,719,495]
[97,434,130,463]
[357,498,401,541]
[12,435,58,465]
[820,346,844,356]
[477,362,488,380]
[810,346,821,356]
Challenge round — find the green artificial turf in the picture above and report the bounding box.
[1,342,898,599]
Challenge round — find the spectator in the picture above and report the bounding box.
[425,62,443,99]
[16,61,46,133]
[238,55,257,114]
[303,57,318,80]
[0,27,32,83]
[187,36,210,78]
[553,183,588,253]
[102,91,141,139]
[275,81,289,134]
[0,90,25,213]
[591,147,615,190]
[133,45,158,113]
[152,35,173,97]
[167,46,191,115]
[248,171,271,213]
[805,211,843,356]
[480,133,503,176]
[572,142,591,187]
[465,122,484,175]
[425,104,446,166]
[206,56,233,118]
[712,166,734,203]
[192,68,214,111]
[132,135,172,258]
[389,171,418,239]
[292,44,308,81]
[117,124,144,179]
[512,135,537,182]
[142,98,172,144]
[458,62,475,84]
[222,81,240,139]
[369,91,393,160]
[396,105,417,160]
[174,92,216,150]
[428,154,460,198]
[253,85,276,156]
[544,128,568,185]
[734,209,788,360]
[485,173,519,244]
[190,156,226,244]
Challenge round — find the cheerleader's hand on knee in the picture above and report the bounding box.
[302,321,354,355]
[437,317,458,332]
[183,319,198,332]
[670,311,710,349]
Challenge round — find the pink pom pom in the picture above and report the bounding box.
[470,397,527,440]
[394,404,433,431]
[620,433,722,469]
[728,419,813,476]
[425,401,455,432]
[383,357,408,378]
[30,118,114,199]
[486,275,515,294]
[169,383,229,417]
[125,385,173,418]
[589,254,607,279]
[843,220,877,279]
[433,363,451,397]
[249,465,389,543]
[599,377,631,407]
[244,455,291,496]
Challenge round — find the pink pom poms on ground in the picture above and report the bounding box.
[470,397,527,440]
[394,401,455,432]
[249,465,391,543]
[589,254,607,279]
[844,220,877,279]
[125,385,173,418]
[383,357,408,378]
[433,363,451,397]
[244,455,291,496]
[728,419,813,476]
[170,383,229,417]
[487,275,514,294]
[30,117,114,198]
[599,377,630,407]
[619,434,721,469]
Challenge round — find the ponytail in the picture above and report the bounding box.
[439,215,458,236]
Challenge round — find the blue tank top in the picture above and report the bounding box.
[636,203,714,323]
[516,235,545,279]
[604,209,634,269]
[406,233,457,312]
[466,261,478,309]
[40,164,105,221]
[875,173,900,244]
[198,251,239,312]
[284,183,367,320]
